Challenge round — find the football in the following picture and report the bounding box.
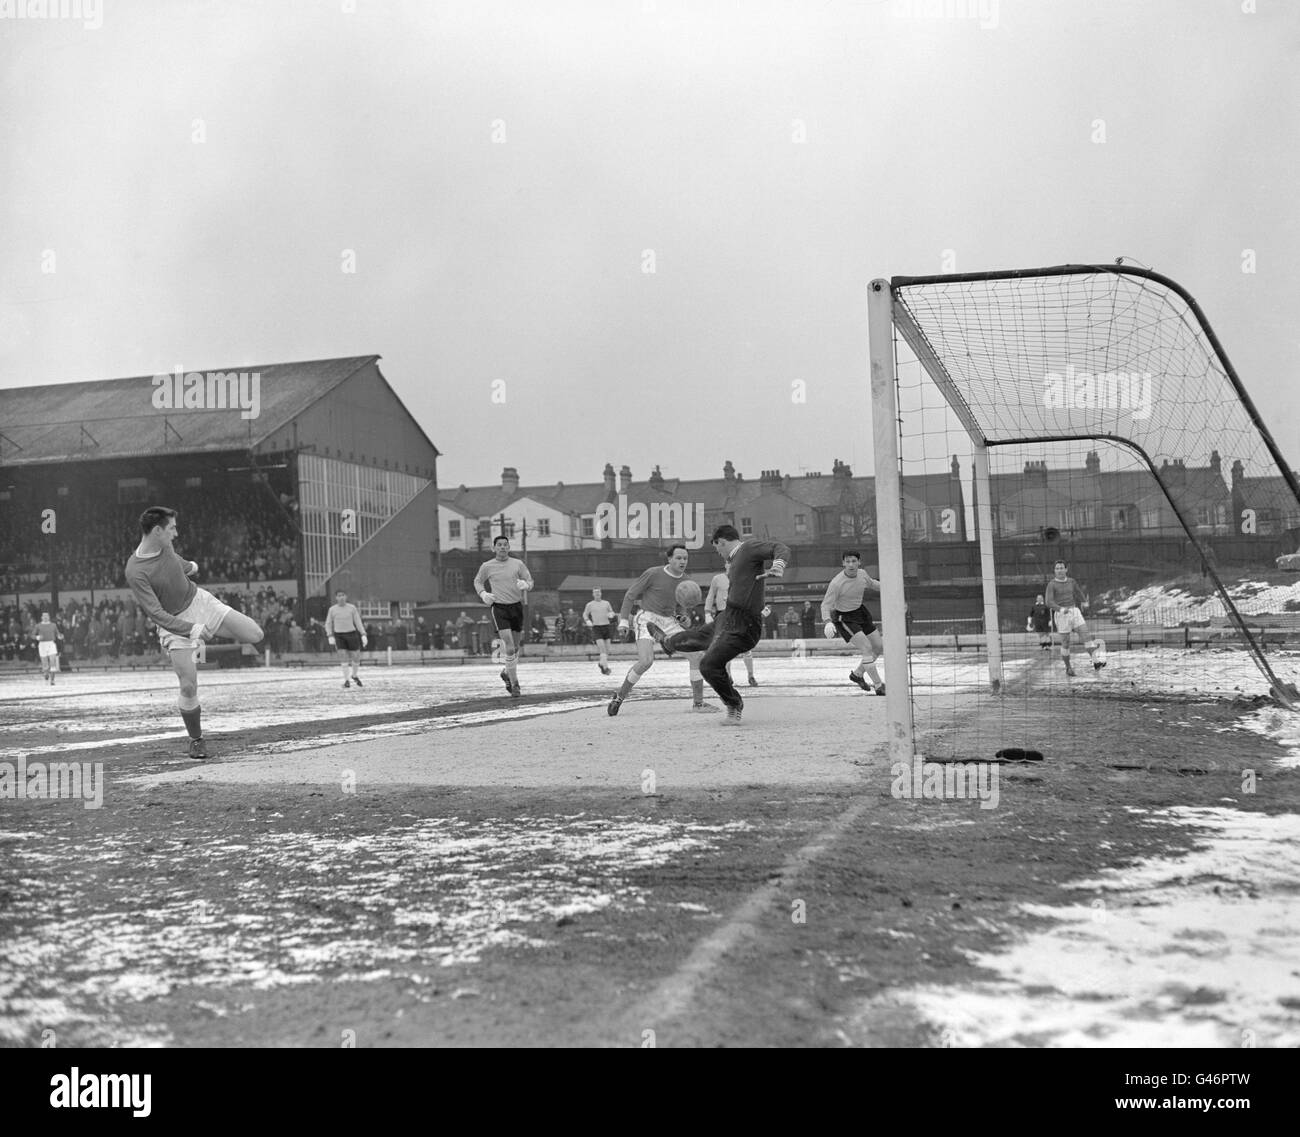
[675,579,703,608]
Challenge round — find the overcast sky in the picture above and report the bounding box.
[2,0,1297,490]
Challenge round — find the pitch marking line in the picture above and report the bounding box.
[621,792,875,1044]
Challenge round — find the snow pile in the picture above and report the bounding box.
[1111,579,1300,626]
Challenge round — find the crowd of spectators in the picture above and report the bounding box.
[0,472,298,593]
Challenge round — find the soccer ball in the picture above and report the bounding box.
[675,579,703,608]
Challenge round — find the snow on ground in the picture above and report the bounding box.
[1112,578,1300,625]
[862,807,1300,1048]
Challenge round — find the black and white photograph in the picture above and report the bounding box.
[1,0,1298,1086]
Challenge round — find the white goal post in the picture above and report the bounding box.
[868,265,1300,763]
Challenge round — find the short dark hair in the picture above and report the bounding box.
[842,550,861,561]
[493,535,510,546]
[711,524,740,543]
[140,506,177,535]
[665,543,688,559]
[1054,560,1067,569]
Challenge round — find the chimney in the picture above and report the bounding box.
[1231,458,1244,485]
[603,462,616,493]
[619,464,632,493]
[1160,458,1186,483]
[1085,451,1100,475]
[760,468,783,489]
[723,460,735,481]
[1024,459,1048,485]
[501,467,519,494]
[832,458,852,479]
[1209,450,1221,474]
[950,455,961,479]
[649,465,665,491]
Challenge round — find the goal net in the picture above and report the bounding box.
[867,265,1300,765]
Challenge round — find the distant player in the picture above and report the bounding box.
[35,611,58,684]
[125,507,264,759]
[325,589,368,688]
[608,544,712,715]
[474,535,533,696]
[705,571,757,687]
[820,551,885,695]
[657,525,791,725]
[1045,560,1106,676]
[1027,594,1052,650]
[583,587,616,675]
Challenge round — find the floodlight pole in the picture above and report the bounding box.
[972,443,1004,691]
[868,279,915,766]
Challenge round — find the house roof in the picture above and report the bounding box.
[0,356,381,466]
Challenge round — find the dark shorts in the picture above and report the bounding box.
[334,630,362,652]
[591,624,611,642]
[833,606,876,641]
[491,602,525,634]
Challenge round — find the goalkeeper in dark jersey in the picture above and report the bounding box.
[1044,560,1106,677]
[125,507,264,759]
[656,525,791,725]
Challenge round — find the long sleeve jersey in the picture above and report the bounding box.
[723,539,792,616]
[124,548,199,635]
[582,600,616,626]
[1044,578,1086,610]
[820,569,880,621]
[474,556,533,603]
[619,566,686,621]
[325,603,364,634]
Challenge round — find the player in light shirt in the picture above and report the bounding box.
[582,588,616,675]
[325,589,368,688]
[820,551,885,695]
[473,535,534,697]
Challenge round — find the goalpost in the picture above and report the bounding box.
[868,265,1300,765]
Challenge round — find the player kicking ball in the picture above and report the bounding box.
[1045,559,1106,677]
[474,535,533,697]
[821,551,885,695]
[583,587,616,675]
[125,507,264,759]
[325,589,368,688]
[655,526,791,725]
[608,544,713,714]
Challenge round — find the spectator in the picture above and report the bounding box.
[289,622,306,652]
[801,600,817,639]
[415,617,430,650]
[553,610,566,645]
[783,606,800,639]
[477,613,490,653]
[564,606,579,645]
[531,611,547,644]
[456,611,476,654]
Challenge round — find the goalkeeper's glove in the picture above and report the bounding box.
[361,637,368,648]
[823,620,837,640]
[517,580,532,592]
[328,636,336,647]
[185,560,199,576]
[704,612,714,625]
[480,591,494,606]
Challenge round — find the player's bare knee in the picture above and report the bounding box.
[179,678,198,700]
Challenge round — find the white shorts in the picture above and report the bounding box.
[634,610,684,643]
[157,588,234,653]
[38,641,58,659]
[1053,606,1086,635]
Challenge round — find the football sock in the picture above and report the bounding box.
[618,671,639,698]
[180,706,202,740]
[691,678,704,704]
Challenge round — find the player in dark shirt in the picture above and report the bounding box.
[655,525,791,724]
